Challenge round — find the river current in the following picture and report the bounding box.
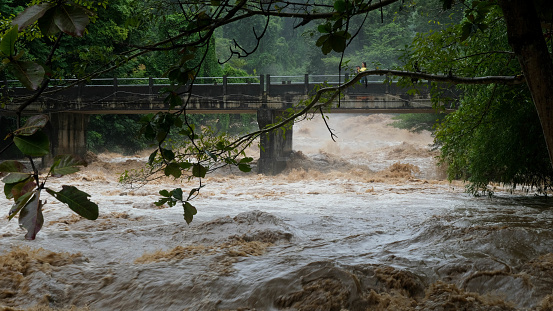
[1,114,553,310]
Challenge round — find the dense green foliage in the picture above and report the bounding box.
[402,4,553,194]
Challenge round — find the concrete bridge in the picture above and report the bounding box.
[2,74,451,174]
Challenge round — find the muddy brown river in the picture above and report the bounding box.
[2,114,553,310]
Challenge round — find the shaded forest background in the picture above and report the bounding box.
[1,0,451,155]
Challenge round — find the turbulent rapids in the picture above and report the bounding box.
[2,114,553,311]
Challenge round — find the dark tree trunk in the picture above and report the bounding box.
[499,0,553,167]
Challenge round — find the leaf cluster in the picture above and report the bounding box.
[1,115,98,240]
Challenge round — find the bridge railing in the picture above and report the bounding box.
[4,73,419,103]
[4,74,391,88]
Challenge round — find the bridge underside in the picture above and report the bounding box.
[5,79,454,175]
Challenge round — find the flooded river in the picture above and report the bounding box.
[2,114,553,310]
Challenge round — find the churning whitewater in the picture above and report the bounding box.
[2,114,553,311]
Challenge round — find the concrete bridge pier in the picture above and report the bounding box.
[256,108,293,175]
[46,112,89,162]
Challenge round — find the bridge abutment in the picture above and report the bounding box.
[46,112,89,162]
[257,108,293,175]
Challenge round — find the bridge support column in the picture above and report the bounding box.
[257,108,293,175]
[46,112,89,161]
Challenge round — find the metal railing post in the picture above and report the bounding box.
[223,75,228,95]
[344,73,349,94]
[113,77,118,99]
[259,74,264,95]
[149,77,154,95]
[266,74,271,96]
[78,82,85,103]
[2,72,7,97]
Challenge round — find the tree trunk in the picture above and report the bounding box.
[499,0,553,167]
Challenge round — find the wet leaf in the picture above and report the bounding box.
[171,188,183,201]
[8,60,45,90]
[0,25,18,57]
[53,5,90,37]
[317,23,331,34]
[186,188,198,200]
[0,161,26,173]
[13,115,49,136]
[18,192,43,240]
[329,34,347,53]
[147,150,157,165]
[9,191,34,220]
[164,162,182,178]
[6,176,35,201]
[192,163,207,178]
[46,186,99,220]
[50,154,86,176]
[183,201,197,224]
[13,130,50,157]
[160,148,175,161]
[239,157,254,164]
[334,0,347,13]
[316,34,329,47]
[238,163,252,173]
[2,172,31,184]
[37,7,60,36]
[205,150,217,161]
[11,3,55,31]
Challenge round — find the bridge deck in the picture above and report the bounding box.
[2,75,454,115]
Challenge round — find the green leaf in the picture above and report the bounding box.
[8,60,45,90]
[13,130,50,157]
[186,188,198,200]
[334,0,347,13]
[329,34,347,53]
[321,41,333,55]
[171,188,183,201]
[4,176,35,200]
[441,0,454,10]
[239,157,254,163]
[179,162,193,170]
[460,22,472,42]
[0,161,26,173]
[46,186,99,220]
[53,5,90,37]
[192,163,207,178]
[164,162,182,178]
[37,7,60,36]
[238,163,252,173]
[50,154,86,176]
[11,3,55,31]
[13,114,49,136]
[0,25,18,57]
[2,172,31,184]
[183,201,197,224]
[317,23,331,34]
[147,150,158,165]
[155,197,170,207]
[159,189,171,197]
[205,150,217,161]
[8,191,33,220]
[18,192,43,240]
[160,148,175,161]
[316,34,329,47]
